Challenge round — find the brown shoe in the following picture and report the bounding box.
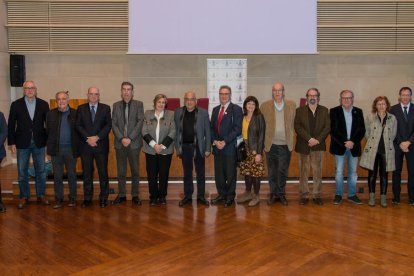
[17,198,29,209]
[37,196,50,206]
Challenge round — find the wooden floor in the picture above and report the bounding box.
[1,164,414,275]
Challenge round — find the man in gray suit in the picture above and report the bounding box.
[112,81,144,205]
[174,91,211,207]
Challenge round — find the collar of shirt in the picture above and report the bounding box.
[342,105,353,114]
[221,101,231,112]
[154,110,164,120]
[401,103,410,113]
[274,100,284,111]
[89,103,98,109]
[24,96,36,105]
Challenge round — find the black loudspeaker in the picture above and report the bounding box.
[10,54,26,87]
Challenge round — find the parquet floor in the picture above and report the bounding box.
[1,164,414,275]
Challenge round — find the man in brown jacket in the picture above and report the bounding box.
[294,88,330,205]
[261,82,296,205]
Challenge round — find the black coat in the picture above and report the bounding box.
[8,97,49,149]
[329,105,365,157]
[46,107,79,157]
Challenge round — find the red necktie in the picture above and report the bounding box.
[217,106,225,135]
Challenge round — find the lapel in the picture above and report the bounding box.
[21,97,33,122]
[408,103,414,123]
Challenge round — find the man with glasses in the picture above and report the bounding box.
[330,90,365,205]
[46,91,79,208]
[111,81,144,206]
[8,80,50,209]
[210,85,243,208]
[174,91,211,207]
[76,87,112,208]
[390,87,414,205]
[294,88,330,205]
[260,82,296,206]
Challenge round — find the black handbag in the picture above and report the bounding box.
[236,140,247,163]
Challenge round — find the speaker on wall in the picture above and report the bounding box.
[10,54,26,87]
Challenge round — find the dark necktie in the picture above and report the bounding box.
[91,105,96,122]
[124,103,129,136]
[404,106,408,122]
[217,106,225,135]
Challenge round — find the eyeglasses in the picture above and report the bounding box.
[307,94,318,98]
[341,97,353,100]
[184,98,196,101]
[219,93,230,96]
[24,87,36,90]
[272,89,284,93]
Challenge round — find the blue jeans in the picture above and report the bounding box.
[17,140,46,199]
[334,149,358,197]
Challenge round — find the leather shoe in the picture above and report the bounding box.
[313,197,324,205]
[37,196,50,206]
[81,200,92,208]
[159,197,167,205]
[17,198,29,209]
[112,196,127,205]
[100,200,108,208]
[53,201,63,209]
[197,197,210,206]
[267,194,278,205]
[0,202,6,213]
[211,195,225,205]
[299,198,309,205]
[67,199,76,207]
[132,196,142,206]
[150,199,157,206]
[224,199,234,208]
[179,197,192,207]
[280,195,288,206]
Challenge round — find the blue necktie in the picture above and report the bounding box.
[91,105,96,122]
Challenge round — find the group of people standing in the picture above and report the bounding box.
[1,80,413,212]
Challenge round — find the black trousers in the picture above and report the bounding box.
[392,148,414,201]
[80,151,109,201]
[181,143,205,198]
[368,152,388,195]
[214,152,237,201]
[145,153,172,201]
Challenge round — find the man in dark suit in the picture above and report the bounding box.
[294,88,330,205]
[174,91,211,207]
[330,90,365,205]
[0,111,7,212]
[390,86,414,205]
[76,86,112,208]
[8,80,50,209]
[210,85,242,208]
[111,81,144,206]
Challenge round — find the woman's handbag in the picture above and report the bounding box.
[236,139,247,163]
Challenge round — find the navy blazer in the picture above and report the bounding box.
[75,102,112,154]
[8,97,49,149]
[329,105,365,157]
[211,102,242,156]
[390,103,414,149]
[0,112,7,160]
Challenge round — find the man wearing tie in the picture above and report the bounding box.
[210,85,243,208]
[390,87,414,205]
[76,87,112,208]
[111,81,144,206]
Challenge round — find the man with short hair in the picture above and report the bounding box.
[294,88,330,205]
[46,91,79,208]
[390,86,414,205]
[175,91,211,207]
[330,90,365,205]
[8,80,50,209]
[210,85,242,208]
[112,81,144,206]
[76,87,112,208]
[260,82,296,206]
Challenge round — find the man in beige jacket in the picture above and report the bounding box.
[261,82,296,206]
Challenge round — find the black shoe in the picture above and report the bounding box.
[179,197,192,207]
[267,194,277,205]
[67,199,76,207]
[81,200,92,208]
[37,196,50,206]
[299,198,309,205]
[348,195,362,205]
[53,201,63,209]
[132,196,142,206]
[313,197,324,205]
[17,198,29,209]
[100,200,108,208]
[112,196,127,205]
[211,195,225,205]
[224,199,234,208]
[0,202,6,213]
[333,195,342,205]
[159,197,167,205]
[409,199,414,206]
[280,195,288,206]
[150,199,157,206]
[197,197,210,206]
